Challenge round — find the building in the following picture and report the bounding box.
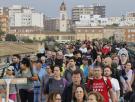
[127,12,135,17]
[103,27,125,42]
[8,5,44,28]
[125,27,135,42]
[59,2,68,32]
[0,7,9,32]
[120,16,135,26]
[72,4,105,23]
[72,5,94,23]
[0,13,9,32]
[13,32,75,42]
[75,14,108,27]
[75,14,135,27]
[9,26,43,34]
[0,7,10,16]
[44,2,71,32]
[93,5,105,17]
[0,7,3,15]
[44,18,60,31]
[75,26,104,41]
[107,17,121,25]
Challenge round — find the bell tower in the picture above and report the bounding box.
[59,1,67,32]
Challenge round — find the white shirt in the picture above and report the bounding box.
[120,69,133,92]
[111,78,120,92]
[126,69,133,81]
[79,47,87,53]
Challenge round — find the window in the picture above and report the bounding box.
[128,35,131,38]
[62,14,65,20]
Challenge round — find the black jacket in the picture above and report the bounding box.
[62,83,73,102]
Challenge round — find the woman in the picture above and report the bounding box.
[4,66,16,101]
[0,66,17,102]
[122,62,134,101]
[45,66,68,96]
[125,62,134,86]
[87,66,94,80]
[40,65,54,102]
[72,85,87,102]
[120,62,133,93]
[18,57,38,102]
[85,66,94,93]
[87,91,104,102]
[47,92,61,102]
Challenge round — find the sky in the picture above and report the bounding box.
[0,0,135,18]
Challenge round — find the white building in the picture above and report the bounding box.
[32,13,44,27]
[120,17,135,26]
[72,4,105,23]
[107,17,121,25]
[75,14,108,27]
[0,7,3,15]
[75,14,135,27]
[126,12,135,17]
[59,2,68,32]
[8,5,43,28]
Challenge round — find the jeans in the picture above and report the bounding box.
[34,87,40,102]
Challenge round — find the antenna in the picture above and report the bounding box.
[96,0,100,6]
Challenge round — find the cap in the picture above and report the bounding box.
[7,66,14,71]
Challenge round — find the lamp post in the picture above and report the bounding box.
[85,29,87,41]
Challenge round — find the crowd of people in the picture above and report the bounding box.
[0,40,135,102]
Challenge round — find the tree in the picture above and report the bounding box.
[112,23,119,27]
[0,30,4,36]
[109,35,115,44]
[5,34,17,41]
[0,28,5,41]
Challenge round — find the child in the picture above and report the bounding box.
[3,66,17,102]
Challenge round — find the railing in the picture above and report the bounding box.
[128,48,135,54]
[0,63,10,78]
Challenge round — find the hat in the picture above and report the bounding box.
[7,66,14,71]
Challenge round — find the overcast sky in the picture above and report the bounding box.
[0,0,135,18]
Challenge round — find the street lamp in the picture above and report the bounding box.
[85,29,87,40]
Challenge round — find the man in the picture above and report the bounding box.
[45,66,68,96]
[40,56,47,69]
[79,44,87,54]
[104,66,120,102]
[80,56,89,78]
[55,51,65,75]
[10,54,21,76]
[64,57,78,84]
[40,65,54,102]
[73,50,82,67]
[62,69,83,102]
[103,57,112,67]
[87,65,116,102]
[45,50,53,65]
[33,60,46,102]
